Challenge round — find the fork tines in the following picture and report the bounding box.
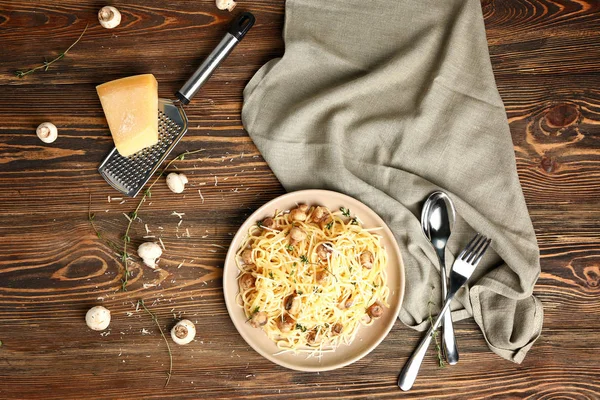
[458,233,492,266]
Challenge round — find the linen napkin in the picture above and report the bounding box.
[242,0,543,363]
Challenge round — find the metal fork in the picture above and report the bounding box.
[398,234,492,391]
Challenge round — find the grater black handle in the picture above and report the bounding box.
[176,12,255,105]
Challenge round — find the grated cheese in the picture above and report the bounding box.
[171,211,185,219]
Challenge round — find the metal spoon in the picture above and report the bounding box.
[421,191,459,365]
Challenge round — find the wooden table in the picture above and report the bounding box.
[1,1,599,398]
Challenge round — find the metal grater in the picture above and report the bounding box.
[98,100,187,197]
[98,12,255,197]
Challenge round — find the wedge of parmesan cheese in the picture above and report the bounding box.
[96,74,159,157]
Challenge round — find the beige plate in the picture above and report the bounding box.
[223,189,405,372]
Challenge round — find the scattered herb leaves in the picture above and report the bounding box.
[300,255,310,264]
[295,324,307,332]
[285,244,294,252]
[325,221,334,230]
[340,207,351,217]
[269,272,274,279]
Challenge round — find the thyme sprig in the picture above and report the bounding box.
[428,286,446,368]
[16,24,88,78]
[339,207,358,225]
[119,149,205,291]
[88,193,124,255]
[138,299,173,387]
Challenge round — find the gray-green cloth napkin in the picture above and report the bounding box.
[242,0,543,363]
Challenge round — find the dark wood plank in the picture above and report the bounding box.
[1,0,599,398]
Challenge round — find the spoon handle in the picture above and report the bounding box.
[398,296,453,391]
[438,250,459,365]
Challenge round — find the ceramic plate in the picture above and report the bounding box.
[223,189,405,371]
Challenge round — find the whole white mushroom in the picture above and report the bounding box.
[171,319,196,345]
[166,172,188,194]
[137,242,162,268]
[98,6,121,29]
[36,122,58,143]
[216,0,237,12]
[86,306,111,331]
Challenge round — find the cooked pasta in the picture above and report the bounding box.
[235,204,389,355]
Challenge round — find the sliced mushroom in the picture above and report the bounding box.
[360,251,374,269]
[241,249,253,265]
[290,205,308,222]
[239,273,256,291]
[311,206,329,223]
[284,293,301,315]
[289,226,307,245]
[315,270,328,285]
[367,302,384,318]
[316,243,332,261]
[250,311,268,328]
[261,217,275,229]
[277,313,295,333]
[306,329,320,345]
[331,323,343,336]
[338,296,354,309]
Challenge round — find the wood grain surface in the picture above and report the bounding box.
[1,0,599,399]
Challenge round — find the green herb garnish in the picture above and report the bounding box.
[340,207,351,217]
[295,324,307,332]
[285,244,294,252]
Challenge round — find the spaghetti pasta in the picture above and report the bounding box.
[235,204,389,355]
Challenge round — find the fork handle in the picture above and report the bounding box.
[437,249,459,365]
[398,297,453,391]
